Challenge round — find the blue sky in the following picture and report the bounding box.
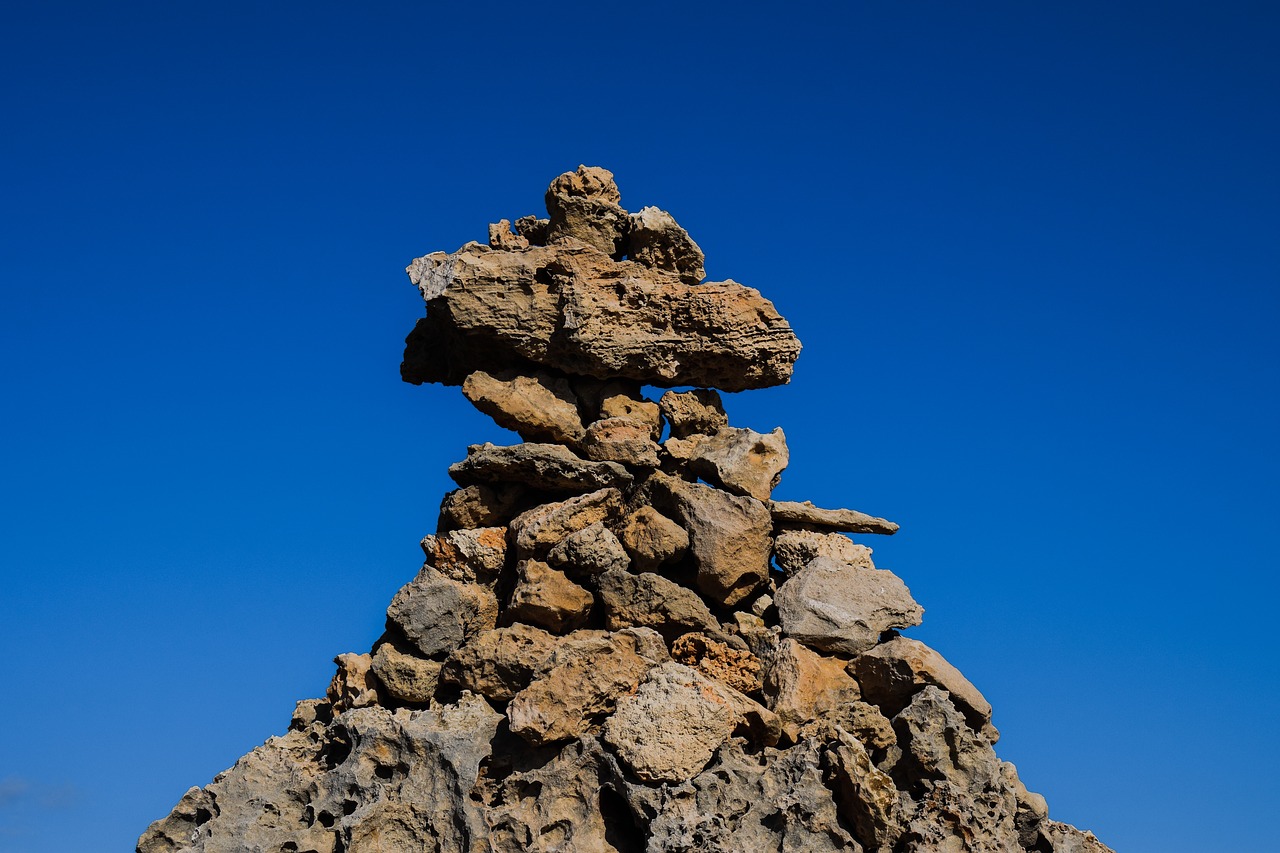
[1,2,1277,850]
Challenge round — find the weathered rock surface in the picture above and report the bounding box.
[659,388,728,438]
[371,642,441,705]
[506,559,594,633]
[450,442,632,493]
[671,631,763,694]
[687,425,789,500]
[422,525,507,585]
[385,566,498,658]
[829,726,905,853]
[461,369,585,445]
[545,521,630,576]
[776,556,924,656]
[509,487,624,558]
[327,652,378,712]
[581,416,661,466]
[628,204,706,285]
[440,623,560,703]
[764,638,862,743]
[774,528,875,576]
[437,482,525,530]
[595,569,719,641]
[771,499,900,535]
[618,505,689,571]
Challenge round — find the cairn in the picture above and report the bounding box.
[140,167,1113,853]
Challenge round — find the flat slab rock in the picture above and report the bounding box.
[449,442,632,493]
[770,499,900,535]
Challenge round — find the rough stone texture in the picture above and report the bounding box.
[774,529,875,576]
[422,525,507,585]
[828,726,905,853]
[1038,821,1118,853]
[327,653,378,712]
[545,164,629,254]
[385,566,498,658]
[462,369,586,445]
[599,392,662,439]
[509,488,624,558]
[370,642,441,705]
[440,623,560,704]
[488,218,529,250]
[671,631,763,694]
[581,416,661,467]
[853,635,998,742]
[506,559,594,634]
[659,388,728,439]
[596,569,719,642]
[628,205,707,285]
[506,627,668,746]
[437,482,525,530]
[138,696,502,853]
[647,472,773,607]
[687,426,789,500]
[776,557,924,656]
[401,243,801,392]
[450,442,632,493]
[764,638,863,743]
[770,499,900,535]
[618,505,689,572]
[546,521,630,576]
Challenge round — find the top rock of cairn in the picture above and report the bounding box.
[401,165,802,392]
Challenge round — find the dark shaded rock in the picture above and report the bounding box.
[385,566,498,658]
[659,388,728,439]
[449,442,632,493]
[595,569,719,642]
[506,559,594,634]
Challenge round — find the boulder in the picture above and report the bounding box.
[421,526,507,585]
[687,426,789,500]
[775,557,923,656]
[437,483,525,530]
[449,442,632,493]
[581,416,661,467]
[370,642,442,705]
[659,388,728,438]
[764,638,863,743]
[506,560,594,634]
[627,205,706,285]
[827,727,905,853]
[508,488,624,558]
[599,392,662,439]
[545,164,629,254]
[461,370,585,446]
[617,505,689,571]
[595,569,719,641]
[773,529,874,576]
[440,623,561,703]
[545,521,630,576]
[385,566,498,658]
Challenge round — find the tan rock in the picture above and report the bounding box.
[513,214,549,245]
[628,205,706,285]
[770,499,899,535]
[509,488,624,558]
[385,566,499,658]
[828,727,905,853]
[775,556,923,656]
[487,219,529,250]
[545,521,630,576]
[595,569,718,641]
[461,370,585,446]
[327,653,378,712]
[599,393,662,439]
[440,623,560,703]
[581,416,661,467]
[764,638,862,743]
[852,635,997,741]
[602,662,739,783]
[370,642,441,705]
[659,388,728,438]
[506,560,594,634]
[773,529,874,576]
[449,442,631,493]
[647,472,773,606]
[545,164,629,254]
[422,526,507,585]
[507,627,668,745]
[437,483,525,530]
[671,632,763,694]
[618,505,689,572]
[687,426,789,500]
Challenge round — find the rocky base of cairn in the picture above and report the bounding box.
[140,167,1114,853]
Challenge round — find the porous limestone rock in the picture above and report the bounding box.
[385,566,498,658]
[449,442,632,493]
[628,205,706,285]
[581,416,661,467]
[421,525,507,585]
[618,505,689,572]
[506,559,594,634]
[671,631,763,694]
[461,369,585,446]
[599,392,662,439]
[687,425,789,500]
[544,164,629,254]
[437,482,525,530]
[770,499,900,535]
[764,638,863,743]
[595,569,719,642]
[371,642,442,705]
[659,388,728,438]
[773,528,875,576]
[440,623,560,704]
[828,726,905,853]
[327,652,378,712]
[545,521,630,576]
[776,556,924,656]
[508,487,625,558]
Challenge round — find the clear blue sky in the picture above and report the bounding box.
[2,2,1276,850]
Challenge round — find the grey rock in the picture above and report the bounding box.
[774,529,875,576]
[506,559,594,634]
[659,388,728,438]
[647,472,773,607]
[776,557,923,656]
[509,488,625,558]
[449,442,632,493]
[596,569,719,642]
[462,369,586,446]
[628,205,706,284]
[770,499,900,535]
[437,482,525,530]
[828,726,905,853]
[371,642,442,705]
[546,521,630,576]
[687,426,789,501]
[385,565,498,658]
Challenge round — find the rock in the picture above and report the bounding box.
[385,565,499,658]
[595,569,718,641]
[599,392,662,439]
[509,488,624,558]
[327,652,379,712]
[506,559,594,634]
[687,426,789,500]
[892,687,1020,852]
[290,698,332,731]
[671,631,763,693]
[371,642,442,705]
[640,739,860,852]
[422,525,507,585]
[437,483,526,530]
[546,521,630,576]
[602,662,740,783]
[647,471,773,607]
[627,205,706,284]
[513,214,549,245]
[488,218,529,250]
[618,505,689,571]
[773,529,874,576]
[1038,821,1118,853]
[770,499,900,535]
[545,164,630,254]
[659,388,728,438]
[1002,761,1049,849]
[581,416,661,467]
[461,369,585,445]
[764,638,863,743]
[139,696,503,853]
[828,726,905,853]
[440,623,560,703]
[852,635,998,741]
[401,242,801,391]
[449,442,632,493]
[506,627,668,745]
[775,557,923,656]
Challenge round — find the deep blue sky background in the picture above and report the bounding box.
[2,2,1277,850]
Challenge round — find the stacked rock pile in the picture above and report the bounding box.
[140,167,1114,853]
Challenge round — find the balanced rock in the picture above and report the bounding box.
[776,557,924,656]
[461,369,585,446]
[770,499,900,535]
[687,425,789,500]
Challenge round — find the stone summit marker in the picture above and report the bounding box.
[140,167,1114,853]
